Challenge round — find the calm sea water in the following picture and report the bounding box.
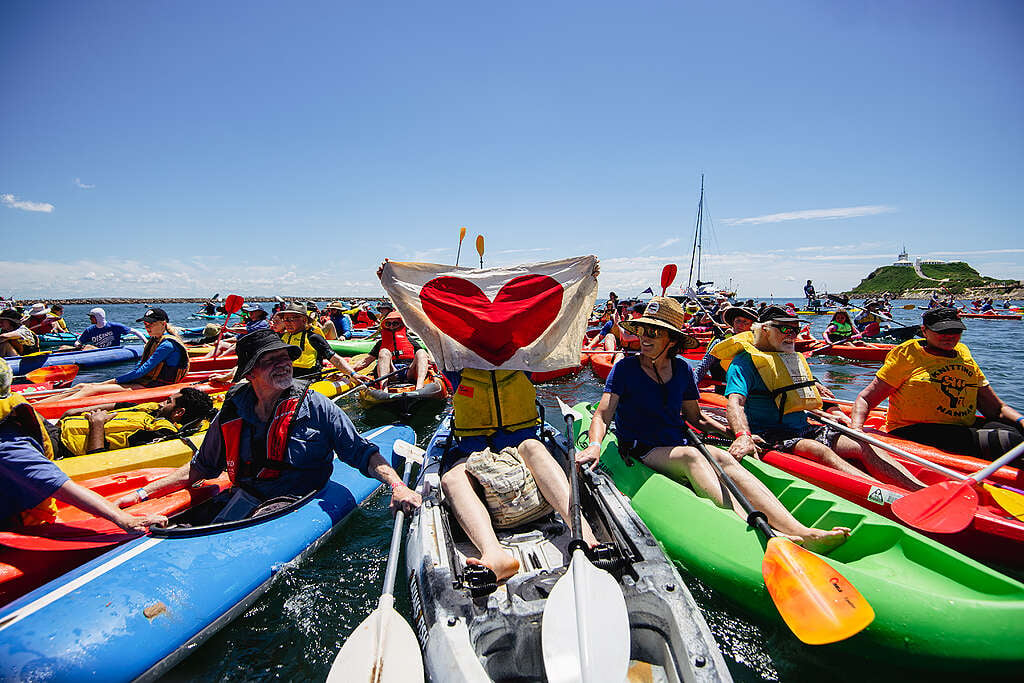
[40,301,1024,681]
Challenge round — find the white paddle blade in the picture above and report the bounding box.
[328,595,424,683]
[393,439,424,464]
[541,551,630,683]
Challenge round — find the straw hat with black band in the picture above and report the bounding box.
[619,297,700,350]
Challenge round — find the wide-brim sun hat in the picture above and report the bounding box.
[722,306,758,326]
[620,297,700,350]
[27,303,48,317]
[0,309,22,324]
[325,301,348,311]
[233,329,301,381]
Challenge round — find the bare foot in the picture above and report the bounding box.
[467,552,520,582]
[793,527,850,555]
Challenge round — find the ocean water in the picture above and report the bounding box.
[28,300,1024,681]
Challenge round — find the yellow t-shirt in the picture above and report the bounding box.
[876,339,988,430]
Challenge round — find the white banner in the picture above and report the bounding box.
[380,255,598,372]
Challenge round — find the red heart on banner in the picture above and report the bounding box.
[420,274,564,365]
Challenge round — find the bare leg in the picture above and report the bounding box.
[441,462,520,581]
[34,380,126,404]
[0,341,17,357]
[410,349,429,390]
[832,435,926,490]
[645,445,848,554]
[517,439,598,546]
[601,334,617,352]
[376,348,395,389]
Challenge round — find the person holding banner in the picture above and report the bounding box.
[378,256,600,581]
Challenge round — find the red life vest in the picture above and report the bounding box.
[381,325,416,361]
[219,384,310,484]
[355,309,374,326]
[26,316,55,335]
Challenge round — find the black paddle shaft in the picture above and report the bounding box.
[563,414,587,554]
[683,424,775,539]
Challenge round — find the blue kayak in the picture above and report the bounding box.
[4,344,145,375]
[36,332,78,349]
[0,423,414,681]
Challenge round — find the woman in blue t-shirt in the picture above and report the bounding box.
[576,297,849,553]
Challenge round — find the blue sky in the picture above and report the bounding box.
[3,1,1022,298]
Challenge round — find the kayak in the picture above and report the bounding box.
[807,342,893,362]
[327,338,376,356]
[530,352,589,383]
[1,468,231,607]
[588,350,702,382]
[0,423,414,680]
[358,366,451,412]
[4,344,145,375]
[58,433,207,481]
[37,332,78,349]
[569,402,1024,670]
[405,416,731,682]
[30,382,221,420]
[960,312,1022,320]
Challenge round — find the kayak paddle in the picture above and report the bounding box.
[327,440,423,683]
[543,398,630,683]
[660,264,677,296]
[890,440,1024,533]
[683,286,731,338]
[210,295,244,359]
[682,423,874,644]
[455,226,467,267]
[804,333,868,358]
[475,234,485,268]
[335,367,408,399]
[25,364,79,384]
[815,416,1024,522]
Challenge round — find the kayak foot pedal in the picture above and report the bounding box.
[464,564,498,598]
[588,543,624,574]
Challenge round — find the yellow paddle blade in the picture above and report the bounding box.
[762,537,874,645]
[985,483,1024,521]
[475,234,485,257]
[459,226,467,241]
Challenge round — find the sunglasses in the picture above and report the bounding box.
[768,323,799,335]
[383,322,402,329]
[637,324,667,339]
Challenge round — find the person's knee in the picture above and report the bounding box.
[377,348,394,363]
[440,465,468,497]
[517,439,553,464]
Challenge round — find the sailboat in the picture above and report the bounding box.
[685,175,737,299]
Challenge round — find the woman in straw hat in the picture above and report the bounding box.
[576,297,849,553]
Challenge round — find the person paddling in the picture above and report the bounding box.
[823,309,860,344]
[576,297,852,553]
[851,307,1024,463]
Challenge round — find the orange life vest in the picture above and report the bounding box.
[134,335,189,387]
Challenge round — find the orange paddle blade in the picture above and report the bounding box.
[25,364,79,384]
[475,235,485,256]
[459,226,467,241]
[762,537,874,645]
[891,480,978,534]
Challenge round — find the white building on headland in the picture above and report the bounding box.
[892,246,945,267]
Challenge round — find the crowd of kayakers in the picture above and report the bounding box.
[3,268,1024,676]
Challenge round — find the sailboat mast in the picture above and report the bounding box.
[687,174,705,289]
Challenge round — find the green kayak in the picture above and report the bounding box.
[327,338,375,356]
[569,402,1024,671]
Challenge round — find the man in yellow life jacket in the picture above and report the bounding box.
[275,303,366,383]
[439,366,599,582]
[47,388,215,459]
[724,306,925,490]
[692,305,758,385]
[0,359,167,532]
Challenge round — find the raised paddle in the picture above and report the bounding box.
[889,441,1024,534]
[660,264,677,296]
[681,422,874,644]
[25,364,79,385]
[814,416,1024,522]
[475,234,485,268]
[455,226,467,267]
[210,295,244,359]
[544,397,630,683]
[328,439,423,683]
[683,286,731,338]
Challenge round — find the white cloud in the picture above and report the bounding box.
[73,178,95,189]
[655,237,680,250]
[721,205,896,226]
[1,194,54,213]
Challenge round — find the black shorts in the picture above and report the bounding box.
[760,424,841,453]
[890,421,1024,462]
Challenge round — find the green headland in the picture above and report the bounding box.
[848,261,1018,297]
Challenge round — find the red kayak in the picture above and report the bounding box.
[960,312,1021,320]
[30,382,223,420]
[801,336,895,362]
[1,468,230,606]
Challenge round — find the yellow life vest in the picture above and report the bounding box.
[57,405,178,457]
[281,330,318,370]
[452,369,541,437]
[710,330,755,371]
[0,393,59,525]
[743,347,823,419]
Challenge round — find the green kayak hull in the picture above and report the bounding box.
[570,402,1024,670]
[327,338,375,356]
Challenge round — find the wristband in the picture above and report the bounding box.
[390,481,406,491]
[734,431,751,439]
[136,488,149,502]
[1017,416,1024,427]
[588,440,601,448]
